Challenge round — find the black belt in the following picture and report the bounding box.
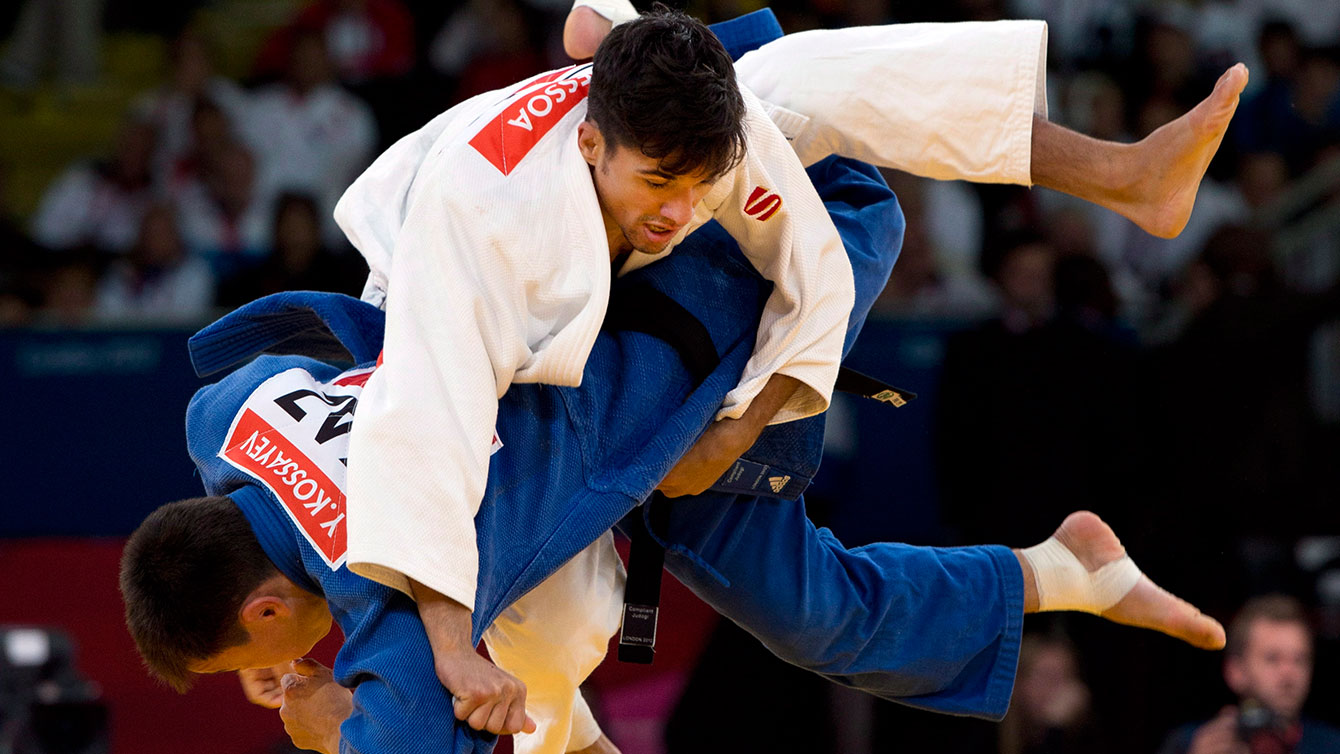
[603,282,916,663]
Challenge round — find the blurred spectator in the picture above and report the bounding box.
[875,221,997,319]
[430,0,550,100]
[35,250,101,326]
[248,27,377,247]
[1146,226,1340,541]
[985,230,1055,333]
[1005,0,1135,71]
[0,0,103,90]
[873,171,995,319]
[29,119,157,254]
[1052,252,1124,339]
[216,192,364,308]
[1060,71,1129,143]
[1294,49,1340,149]
[998,633,1104,754]
[0,161,38,258]
[255,0,415,84]
[131,29,252,188]
[93,204,214,323]
[0,276,39,326]
[159,97,241,196]
[1128,16,1202,114]
[0,160,43,325]
[1157,595,1340,754]
[1235,28,1340,174]
[937,233,1139,546]
[1237,151,1291,211]
[1258,0,1340,52]
[174,141,274,268]
[1233,20,1304,164]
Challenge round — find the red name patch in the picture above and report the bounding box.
[222,408,348,567]
[469,66,592,175]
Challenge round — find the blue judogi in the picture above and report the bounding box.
[185,155,1021,754]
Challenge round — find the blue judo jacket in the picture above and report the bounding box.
[187,154,1021,754]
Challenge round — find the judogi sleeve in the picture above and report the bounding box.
[572,0,638,25]
[482,534,624,754]
[343,187,506,605]
[702,89,855,424]
[334,593,492,754]
[342,164,583,608]
[736,20,1048,185]
[340,80,609,609]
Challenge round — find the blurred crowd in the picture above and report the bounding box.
[2,0,1340,752]
[2,0,1339,330]
[0,0,581,327]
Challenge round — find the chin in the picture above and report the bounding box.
[634,237,674,255]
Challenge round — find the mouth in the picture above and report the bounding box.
[643,223,681,245]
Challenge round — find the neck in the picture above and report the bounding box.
[604,216,631,261]
[592,170,631,261]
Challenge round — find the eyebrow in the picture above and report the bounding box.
[640,168,676,179]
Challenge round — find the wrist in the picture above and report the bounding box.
[410,580,475,653]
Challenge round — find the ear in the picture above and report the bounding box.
[239,595,291,626]
[1224,655,1247,695]
[577,120,603,167]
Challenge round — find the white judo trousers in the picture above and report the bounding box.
[433,20,1050,754]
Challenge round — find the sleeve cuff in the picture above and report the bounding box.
[348,557,478,611]
[572,0,638,26]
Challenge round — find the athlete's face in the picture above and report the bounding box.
[578,121,717,256]
[189,581,333,675]
[1225,619,1313,720]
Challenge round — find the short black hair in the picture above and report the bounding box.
[587,6,746,179]
[119,495,278,691]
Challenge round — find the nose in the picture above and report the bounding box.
[659,188,695,227]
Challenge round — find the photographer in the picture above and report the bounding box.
[1158,595,1340,754]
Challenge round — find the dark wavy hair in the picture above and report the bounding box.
[587,6,747,179]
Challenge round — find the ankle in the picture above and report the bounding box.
[1102,140,1144,205]
[1014,548,1041,613]
[1020,536,1141,614]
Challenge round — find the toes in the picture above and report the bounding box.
[1214,64,1250,104]
[1108,578,1227,651]
[1158,587,1227,650]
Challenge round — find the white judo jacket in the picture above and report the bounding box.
[336,63,854,609]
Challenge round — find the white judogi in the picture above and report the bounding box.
[339,63,855,610]
[336,14,1048,754]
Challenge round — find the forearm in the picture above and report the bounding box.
[657,374,801,496]
[411,579,476,656]
[730,373,801,440]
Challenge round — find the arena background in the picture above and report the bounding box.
[1,0,1338,752]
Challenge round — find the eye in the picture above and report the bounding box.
[644,179,667,189]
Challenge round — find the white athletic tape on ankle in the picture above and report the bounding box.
[1021,537,1142,614]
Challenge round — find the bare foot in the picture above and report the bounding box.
[1117,63,1249,238]
[1053,511,1227,650]
[564,6,615,60]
